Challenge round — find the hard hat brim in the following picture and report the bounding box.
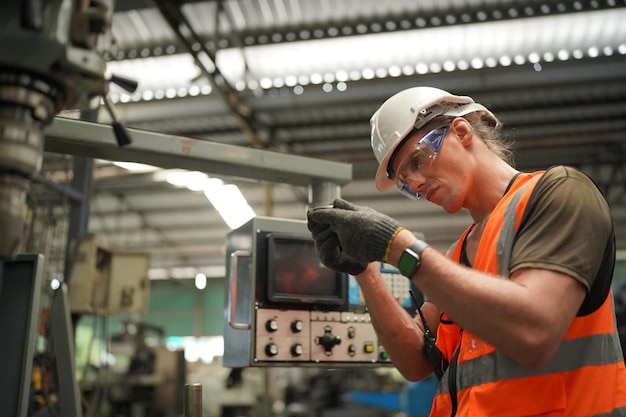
[374,102,495,192]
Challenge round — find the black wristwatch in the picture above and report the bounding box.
[397,240,429,278]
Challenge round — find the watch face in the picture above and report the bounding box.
[398,249,419,277]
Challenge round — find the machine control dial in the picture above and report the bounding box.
[290,343,304,356]
[265,343,278,357]
[291,319,304,333]
[265,319,278,332]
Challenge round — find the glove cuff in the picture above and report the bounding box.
[382,226,405,263]
[370,217,403,262]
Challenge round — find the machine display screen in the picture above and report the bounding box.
[266,233,346,306]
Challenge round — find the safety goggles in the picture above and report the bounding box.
[392,127,448,200]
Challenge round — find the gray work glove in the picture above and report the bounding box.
[307,198,404,275]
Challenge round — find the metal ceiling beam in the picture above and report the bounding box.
[151,0,269,148]
[110,0,626,58]
[43,118,352,187]
[212,0,626,49]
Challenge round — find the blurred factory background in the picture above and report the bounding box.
[2,1,626,417]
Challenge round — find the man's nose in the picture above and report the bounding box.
[406,174,426,194]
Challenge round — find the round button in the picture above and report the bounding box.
[291,320,304,333]
[266,319,278,332]
[265,343,278,356]
[291,343,304,356]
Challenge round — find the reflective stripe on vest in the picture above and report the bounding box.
[436,331,623,395]
[495,179,533,277]
[431,171,626,417]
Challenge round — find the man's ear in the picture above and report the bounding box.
[450,117,473,146]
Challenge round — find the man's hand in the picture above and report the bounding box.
[307,198,404,274]
[307,219,368,275]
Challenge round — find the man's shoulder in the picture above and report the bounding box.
[541,164,593,181]
[538,165,601,193]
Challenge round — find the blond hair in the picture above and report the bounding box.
[463,111,516,167]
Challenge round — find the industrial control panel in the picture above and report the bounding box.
[254,309,383,363]
[222,216,413,368]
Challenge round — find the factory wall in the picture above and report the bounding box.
[146,278,225,337]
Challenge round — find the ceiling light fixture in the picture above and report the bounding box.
[113,161,159,172]
[402,65,415,76]
[457,60,470,70]
[310,73,323,84]
[443,60,456,72]
[361,68,375,79]
[163,170,255,229]
[204,184,255,229]
[195,273,207,290]
[285,75,298,86]
[189,85,200,96]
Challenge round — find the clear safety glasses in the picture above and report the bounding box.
[393,127,448,200]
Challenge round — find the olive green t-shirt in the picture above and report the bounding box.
[510,166,614,304]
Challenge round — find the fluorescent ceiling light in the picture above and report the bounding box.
[162,169,255,229]
[113,161,160,172]
[204,184,255,229]
[165,170,211,188]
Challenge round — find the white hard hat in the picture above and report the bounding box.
[370,86,495,191]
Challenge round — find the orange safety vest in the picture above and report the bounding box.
[430,171,626,417]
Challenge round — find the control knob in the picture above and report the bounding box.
[265,343,278,357]
[291,343,304,357]
[291,319,304,333]
[265,319,278,332]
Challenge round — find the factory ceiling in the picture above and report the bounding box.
[39,0,626,279]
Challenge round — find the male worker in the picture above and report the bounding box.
[307,86,626,416]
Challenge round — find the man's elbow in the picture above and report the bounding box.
[509,335,561,369]
[397,365,434,382]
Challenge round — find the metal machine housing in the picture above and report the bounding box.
[223,217,392,368]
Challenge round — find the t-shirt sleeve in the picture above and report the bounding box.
[510,166,614,292]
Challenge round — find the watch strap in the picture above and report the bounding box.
[398,240,429,278]
[408,240,429,257]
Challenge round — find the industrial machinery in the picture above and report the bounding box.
[223,217,416,367]
[0,1,133,262]
[68,235,151,315]
[0,3,127,417]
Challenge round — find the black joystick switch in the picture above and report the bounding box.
[315,326,342,356]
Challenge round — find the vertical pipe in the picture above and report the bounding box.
[264,183,272,216]
[64,107,97,282]
[308,181,340,209]
[193,290,203,337]
[184,383,203,417]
